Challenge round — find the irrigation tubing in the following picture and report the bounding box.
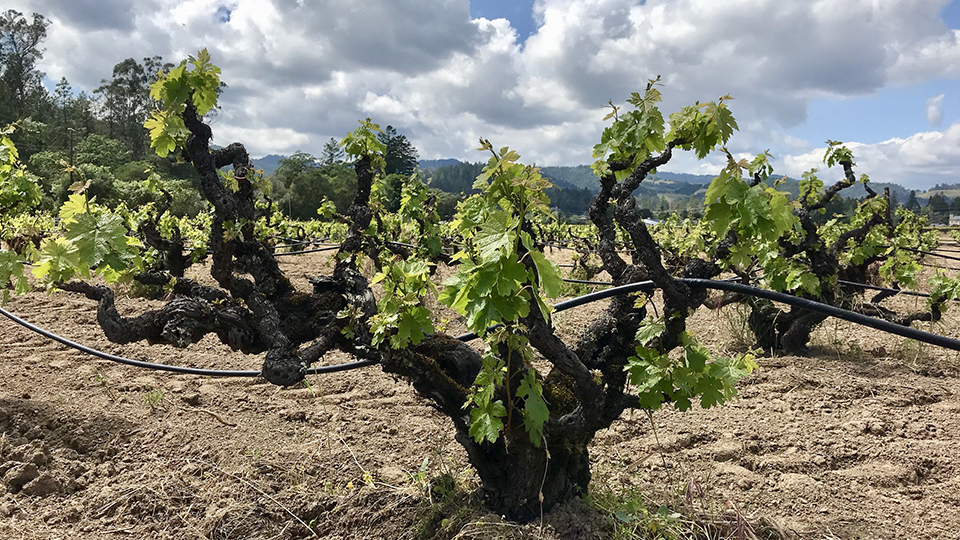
[273,245,342,256]
[457,278,960,348]
[0,307,378,378]
[836,279,931,299]
[893,246,960,263]
[272,241,455,257]
[921,261,960,272]
[272,240,339,250]
[562,278,614,286]
[6,277,960,379]
[684,279,960,350]
[557,276,938,301]
[539,242,636,254]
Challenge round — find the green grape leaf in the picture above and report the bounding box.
[698,377,726,409]
[33,237,80,284]
[527,249,563,298]
[468,400,507,444]
[635,316,666,346]
[474,214,515,263]
[516,369,549,447]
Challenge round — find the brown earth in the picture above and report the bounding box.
[1,249,959,539]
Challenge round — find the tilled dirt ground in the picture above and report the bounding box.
[1,250,959,539]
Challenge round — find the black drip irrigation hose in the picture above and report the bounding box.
[0,307,378,378]
[563,278,613,285]
[921,261,960,272]
[271,240,338,250]
[836,279,931,299]
[5,277,960,379]
[456,278,960,348]
[273,245,342,256]
[681,278,960,351]
[539,242,636,254]
[895,246,960,263]
[273,240,456,257]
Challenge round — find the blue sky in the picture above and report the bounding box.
[9,0,960,189]
[471,0,538,40]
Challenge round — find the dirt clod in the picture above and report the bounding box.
[3,462,38,492]
[21,472,63,497]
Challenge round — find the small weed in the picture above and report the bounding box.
[408,456,431,495]
[412,468,483,540]
[718,303,754,352]
[95,371,119,402]
[587,485,687,540]
[143,388,164,411]
[900,338,928,364]
[587,466,780,540]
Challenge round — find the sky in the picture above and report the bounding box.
[7,0,960,190]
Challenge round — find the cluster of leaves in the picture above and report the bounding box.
[32,192,142,286]
[341,119,387,172]
[465,328,549,446]
[591,77,737,178]
[397,173,444,258]
[650,215,714,266]
[625,316,757,410]
[0,125,42,217]
[1,127,143,302]
[0,126,41,302]
[369,259,436,348]
[144,49,221,157]
[438,141,561,445]
[440,142,562,333]
[928,273,960,312]
[876,208,938,287]
[703,152,811,291]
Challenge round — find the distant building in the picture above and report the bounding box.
[950,215,960,226]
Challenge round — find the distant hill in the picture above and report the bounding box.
[422,161,593,216]
[540,165,600,191]
[918,183,960,201]
[254,155,458,175]
[418,158,460,170]
[252,154,284,175]
[253,153,921,210]
[651,171,716,185]
[843,182,910,204]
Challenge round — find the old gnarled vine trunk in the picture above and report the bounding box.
[71,68,749,522]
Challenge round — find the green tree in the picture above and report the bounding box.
[45,78,99,151]
[377,125,418,175]
[906,190,921,211]
[0,10,49,124]
[95,57,158,157]
[428,161,483,194]
[74,133,132,169]
[270,151,357,218]
[320,137,345,165]
[928,192,950,224]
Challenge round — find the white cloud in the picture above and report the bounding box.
[889,29,960,83]
[780,123,960,189]
[927,93,945,126]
